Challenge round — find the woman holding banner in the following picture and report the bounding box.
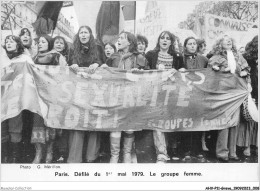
[31,34,67,163]
[67,25,103,163]
[2,35,34,163]
[237,35,258,158]
[51,35,72,163]
[208,35,250,162]
[145,31,184,163]
[102,31,148,163]
[180,36,208,162]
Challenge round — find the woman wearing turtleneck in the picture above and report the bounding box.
[208,35,250,162]
[2,35,34,163]
[180,37,208,162]
[145,31,184,163]
[31,35,67,164]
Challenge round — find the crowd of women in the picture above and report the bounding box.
[1,25,258,164]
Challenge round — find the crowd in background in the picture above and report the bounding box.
[1,25,258,164]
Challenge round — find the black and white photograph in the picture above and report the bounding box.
[0,0,259,190]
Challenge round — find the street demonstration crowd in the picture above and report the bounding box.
[1,25,258,164]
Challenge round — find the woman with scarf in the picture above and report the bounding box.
[237,35,258,159]
[2,35,34,163]
[180,36,208,162]
[145,31,184,163]
[31,35,67,163]
[51,36,72,163]
[208,35,250,162]
[67,25,103,163]
[53,35,73,65]
[102,31,148,163]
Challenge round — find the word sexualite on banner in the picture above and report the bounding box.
[1,62,248,132]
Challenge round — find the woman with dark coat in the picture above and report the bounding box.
[51,36,72,162]
[31,34,67,164]
[237,35,258,157]
[2,35,34,163]
[145,31,184,163]
[179,36,208,162]
[102,31,148,163]
[67,26,104,163]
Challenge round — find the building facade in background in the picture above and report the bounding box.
[1,1,75,42]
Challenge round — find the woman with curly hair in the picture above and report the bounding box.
[51,35,73,162]
[136,34,148,55]
[19,28,37,58]
[237,35,258,158]
[208,35,250,162]
[145,31,184,163]
[102,31,148,163]
[2,35,34,163]
[67,26,104,163]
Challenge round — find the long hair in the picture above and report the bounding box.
[37,34,53,51]
[19,28,32,48]
[211,35,237,55]
[119,31,137,53]
[53,36,69,56]
[154,31,175,55]
[244,35,258,61]
[3,35,24,56]
[73,25,97,64]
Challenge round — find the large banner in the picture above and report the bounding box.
[204,13,258,50]
[1,62,248,132]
